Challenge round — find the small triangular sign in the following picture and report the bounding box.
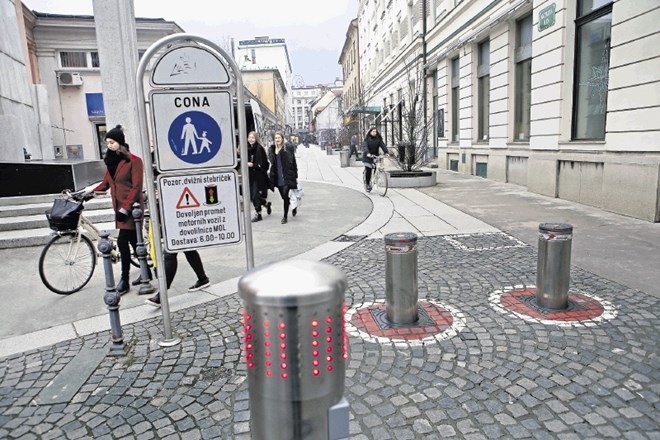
[176,187,201,209]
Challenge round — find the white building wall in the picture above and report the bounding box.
[419,0,660,221]
[0,0,43,161]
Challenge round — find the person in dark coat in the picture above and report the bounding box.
[93,125,145,294]
[247,131,274,222]
[268,131,298,224]
[362,127,388,191]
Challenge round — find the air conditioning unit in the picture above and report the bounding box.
[57,72,83,87]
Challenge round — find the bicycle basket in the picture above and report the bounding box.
[46,198,83,231]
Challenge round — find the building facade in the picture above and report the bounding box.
[338,18,361,137]
[290,86,322,132]
[356,0,660,222]
[24,9,181,160]
[234,36,293,129]
[240,68,288,129]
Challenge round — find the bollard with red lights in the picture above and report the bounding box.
[238,260,349,440]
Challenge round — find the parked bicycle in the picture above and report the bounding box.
[38,188,151,295]
[363,154,389,197]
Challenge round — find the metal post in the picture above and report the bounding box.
[536,223,573,310]
[238,260,349,440]
[384,232,419,325]
[132,202,154,295]
[98,232,127,356]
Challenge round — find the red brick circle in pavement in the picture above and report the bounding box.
[349,300,455,341]
[489,285,617,327]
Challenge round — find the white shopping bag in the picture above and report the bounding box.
[289,184,304,209]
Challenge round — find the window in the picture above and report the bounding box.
[451,57,460,142]
[477,40,490,141]
[60,51,87,68]
[573,0,613,140]
[91,52,100,68]
[514,14,532,141]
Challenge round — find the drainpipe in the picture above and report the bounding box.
[422,0,428,162]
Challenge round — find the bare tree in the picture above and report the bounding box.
[388,59,433,173]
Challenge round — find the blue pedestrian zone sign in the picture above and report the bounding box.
[168,111,222,164]
[151,90,236,172]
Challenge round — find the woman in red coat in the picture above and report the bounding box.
[94,125,145,294]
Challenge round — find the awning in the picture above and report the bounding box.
[348,105,382,115]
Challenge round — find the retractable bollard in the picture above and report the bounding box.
[385,232,419,325]
[98,232,126,356]
[132,203,154,295]
[238,260,349,440]
[339,149,350,168]
[536,223,573,310]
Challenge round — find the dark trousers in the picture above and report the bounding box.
[251,184,268,213]
[163,251,207,289]
[276,185,290,218]
[349,145,359,160]
[364,165,373,186]
[117,229,137,281]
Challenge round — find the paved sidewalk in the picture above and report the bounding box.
[1,145,658,439]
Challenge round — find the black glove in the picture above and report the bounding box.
[116,209,129,222]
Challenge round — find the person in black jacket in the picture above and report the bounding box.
[268,131,298,224]
[247,131,273,222]
[362,127,388,191]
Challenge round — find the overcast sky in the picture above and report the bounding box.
[22,0,358,86]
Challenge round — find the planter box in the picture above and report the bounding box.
[386,170,437,188]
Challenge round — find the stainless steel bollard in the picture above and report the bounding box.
[384,232,419,324]
[536,223,573,310]
[98,232,126,356]
[326,145,333,155]
[238,260,349,440]
[339,150,350,168]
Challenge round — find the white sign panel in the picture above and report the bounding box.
[151,45,231,86]
[157,171,242,252]
[151,90,236,172]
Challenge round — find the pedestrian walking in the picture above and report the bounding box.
[247,131,273,222]
[362,127,388,192]
[145,250,210,307]
[93,125,146,295]
[349,133,359,160]
[268,131,298,224]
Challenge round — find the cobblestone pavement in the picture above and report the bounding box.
[1,233,659,439]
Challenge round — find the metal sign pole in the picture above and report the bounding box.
[135,33,255,345]
[135,36,179,347]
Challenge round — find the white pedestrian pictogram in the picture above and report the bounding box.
[198,131,212,154]
[181,117,199,155]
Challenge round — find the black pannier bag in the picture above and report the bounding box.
[46,198,83,231]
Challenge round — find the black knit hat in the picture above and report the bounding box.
[105,125,125,146]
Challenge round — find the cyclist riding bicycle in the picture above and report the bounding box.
[362,127,388,192]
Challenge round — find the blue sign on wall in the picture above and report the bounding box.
[167,110,222,165]
[85,93,105,117]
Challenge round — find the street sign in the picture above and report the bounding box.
[151,90,236,172]
[157,170,242,252]
[151,45,231,86]
[539,3,556,32]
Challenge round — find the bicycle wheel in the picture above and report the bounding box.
[374,168,388,197]
[39,233,96,295]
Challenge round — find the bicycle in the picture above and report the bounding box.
[38,189,151,295]
[363,154,389,197]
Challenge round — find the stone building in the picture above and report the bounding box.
[356,0,660,221]
[8,3,182,161]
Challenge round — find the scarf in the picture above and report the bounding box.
[104,150,123,178]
